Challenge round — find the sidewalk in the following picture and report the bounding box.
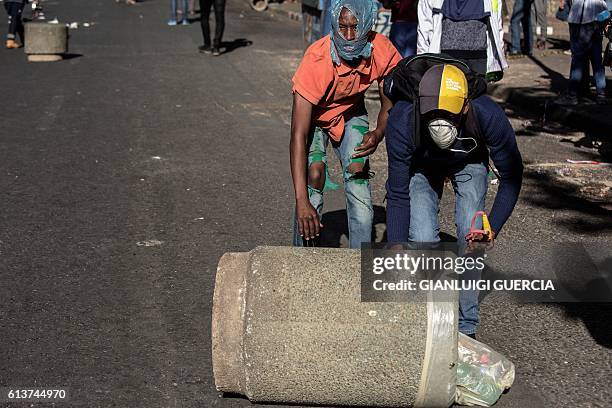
[489,53,612,137]
[266,0,302,21]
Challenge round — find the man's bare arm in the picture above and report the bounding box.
[353,80,394,158]
[290,93,323,240]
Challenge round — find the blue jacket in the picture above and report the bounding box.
[385,95,523,241]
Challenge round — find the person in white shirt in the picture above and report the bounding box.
[417,0,508,79]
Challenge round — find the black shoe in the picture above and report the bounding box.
[212,47,221,56]
[198,44,212,54]
[465,333,476,340]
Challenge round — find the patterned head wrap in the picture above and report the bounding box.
[330,0,377,64]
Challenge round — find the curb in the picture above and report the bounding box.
[488,83,610,136]
[267,4,302,22]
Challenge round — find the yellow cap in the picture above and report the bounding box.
[419,64,468,115]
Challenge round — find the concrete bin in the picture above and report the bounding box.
[212,246,459,407]
[24,22,68,62]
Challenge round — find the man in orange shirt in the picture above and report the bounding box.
[290,0,401,248]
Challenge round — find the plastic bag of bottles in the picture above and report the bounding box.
[455,333,516,406]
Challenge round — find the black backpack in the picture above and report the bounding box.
[383,53,488,150]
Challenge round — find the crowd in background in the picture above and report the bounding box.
[2,0,610,102]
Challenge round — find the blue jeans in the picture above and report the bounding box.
[292,114,373,249]
[390,21,418,58]
[568,22,607,97]
[510,0,534,53]
[408,163,488,335]
[170,0,189,22]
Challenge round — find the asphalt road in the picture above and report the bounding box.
[0,0,610,407]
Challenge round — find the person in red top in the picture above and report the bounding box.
[290,0,401,248]
[383,0,419,57]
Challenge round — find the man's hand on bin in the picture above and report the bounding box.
[296,200,323,241]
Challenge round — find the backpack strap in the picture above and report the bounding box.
[414,98,422,150]
[465,102,491,165]
[465,102,483,143]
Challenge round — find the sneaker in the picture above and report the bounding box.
[180,19,189,25]
[555,94,578,106]
[167,19,177,26]
[596,94,609,105]
[507,50,522,57]
[212,47,221,56]
[198,44,212,53]
[5,39,21,49]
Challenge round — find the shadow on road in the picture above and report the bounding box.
[319,206,459,247]
[527,55,568,94]
[480,250,612,349]
[557,302,612,349]
[546,38,570,51]
[221,38,253,54]
[552,254,612,348]
[62,53,84,60]
[525,54,612,98]
[319,205,387,247]
[521,169,612,234]
[492,54,612,146]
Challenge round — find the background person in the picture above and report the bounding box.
[534,0,548,49]
[168,0,190,25]
[556,0,609,104]
[510,0,535,55]
[383,0,419,57]
[4,0,25,49]
[188,0,197,19]
[417,0,508,78]
[198,0,225,55]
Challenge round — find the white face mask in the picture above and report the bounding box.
[428,119,457,149]
[427,119,477,154]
